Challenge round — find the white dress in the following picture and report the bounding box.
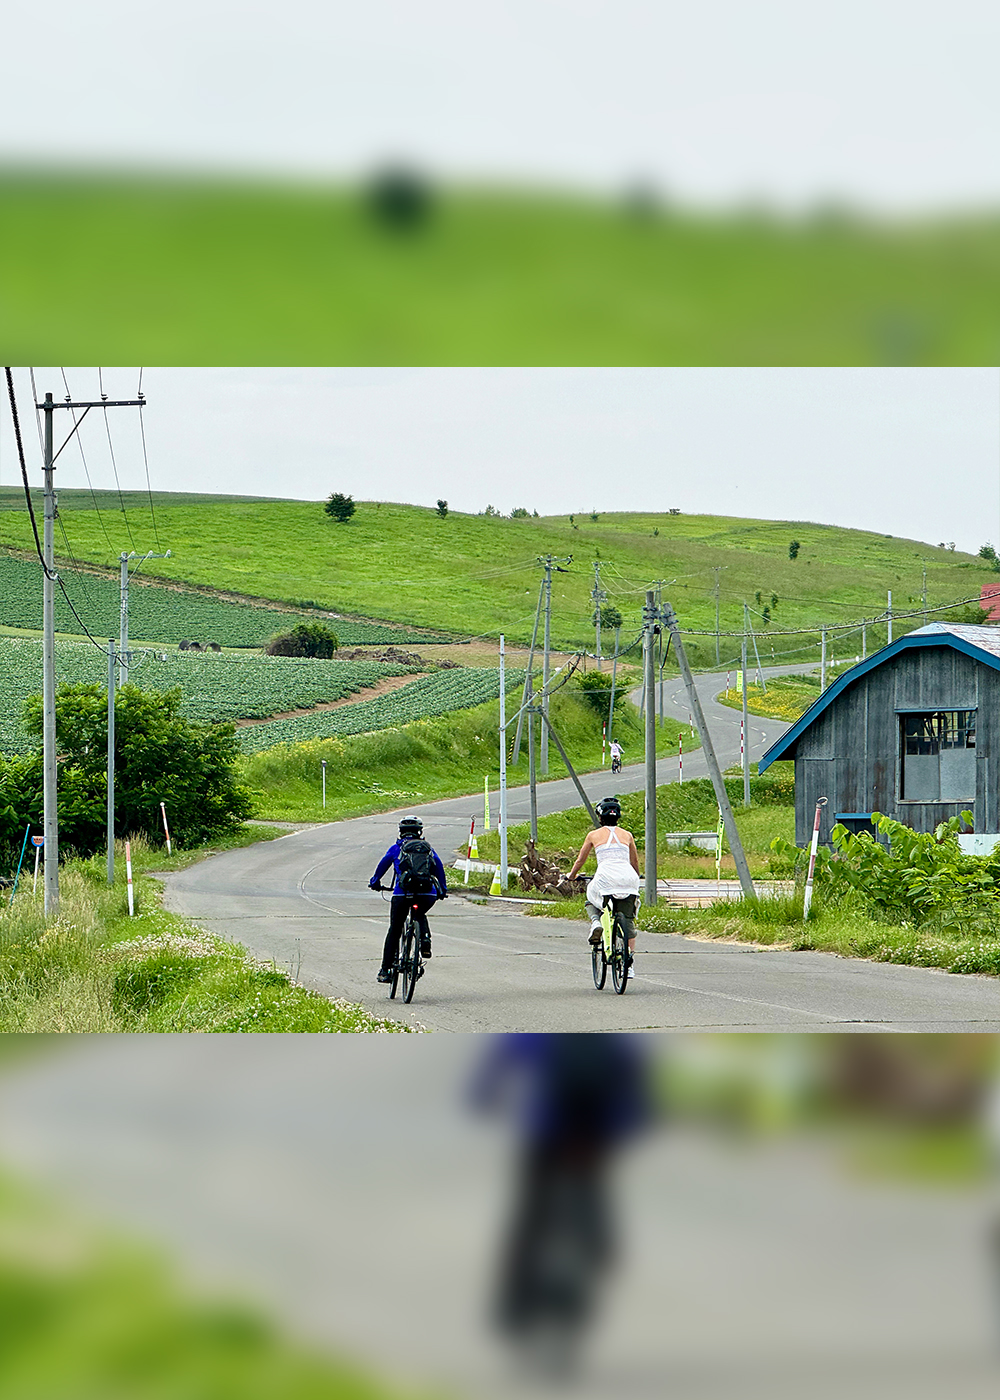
[585,826,641,904]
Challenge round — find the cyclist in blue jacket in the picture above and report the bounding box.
[369,815,448,983]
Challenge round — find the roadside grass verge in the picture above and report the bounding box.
[0,832,410,1033]
[0,1166,403,1400]
[475,770,794,879]
[242,679,692,825]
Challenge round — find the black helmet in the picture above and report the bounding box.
[398,815,423,838]
[595,797,621,825]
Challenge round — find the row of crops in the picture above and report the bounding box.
[0,638,423,755]
[235,668,526,754]
[0,552,450,648]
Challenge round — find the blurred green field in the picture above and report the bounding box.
[3,490,993,665]
[2,173,999,363]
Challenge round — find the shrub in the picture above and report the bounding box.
[592,604,622,632]
[788,539,800,560]
[324,493,355,523]
[436,499,448,518]
[510,507,530,518]
[576,671,627,717]
[265,623,339,658]
[364,167,433,230]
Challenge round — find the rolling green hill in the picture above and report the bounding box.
[2,173,999,363]
[0,490,993,668]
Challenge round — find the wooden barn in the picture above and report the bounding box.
[758,623,1000,848]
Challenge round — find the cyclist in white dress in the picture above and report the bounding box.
[568,797,641,974]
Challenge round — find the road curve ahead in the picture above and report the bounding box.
[164,667,1000,1032]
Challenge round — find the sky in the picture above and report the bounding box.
[5,368,998,555]
[2,1,999,212]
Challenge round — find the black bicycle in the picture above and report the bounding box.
[591,894,629,995]
[610,754,622,775]
[375,885,425,1004]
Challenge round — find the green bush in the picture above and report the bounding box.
[265,622,339,658]
[576,671,627,717]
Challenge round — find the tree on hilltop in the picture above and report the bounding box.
[325,493,356,523]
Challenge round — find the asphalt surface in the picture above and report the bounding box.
[163,664,1000,1031]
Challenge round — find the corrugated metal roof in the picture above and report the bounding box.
[758,622,1000,772]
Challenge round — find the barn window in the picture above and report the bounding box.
[900,710,976,801]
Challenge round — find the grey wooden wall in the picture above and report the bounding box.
[791,646,998,845]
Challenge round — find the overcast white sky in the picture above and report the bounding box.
[6,368,998,555]
[2,1,998,212]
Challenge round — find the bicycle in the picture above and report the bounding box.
[374,884,425,1004]
[591,894,630,995]
[610,754,622,775]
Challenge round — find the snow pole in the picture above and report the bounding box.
[321,760,327,810]
[678,732,683,784]
[32,837,43,894]
[484,776,490,832]
[160,802,172,856]
[602,722,606,766]
[740,714,745,771]
[125,839,135,916]
[9,825,30,906]
[465,816,476,885]
[716,808,724,893]
[802,798,828,921]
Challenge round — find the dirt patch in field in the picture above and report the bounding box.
[234,672,422,727]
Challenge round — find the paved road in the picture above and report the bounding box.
[164,666,1000,1031]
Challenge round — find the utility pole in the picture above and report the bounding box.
[607,627,620,745]
[741,626,750,809]
[120,549,171,686]
[591,560,607,670]
[37,386,146,916]
[107,640,116,885]
[41,395,58,916]
[820,625,827,691]
[527,698,538,844]
[862,619,867,659]
[498,636,508,891]
[512,578,544,764]
[537,553,572,775]
[922,566,927,622]
[887,589,893,644]
[712,566,727,666]
[643,591,658,906]
[663,603,755,898]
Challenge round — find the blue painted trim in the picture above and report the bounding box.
[834,812,873,819]
[758,632,1000,773]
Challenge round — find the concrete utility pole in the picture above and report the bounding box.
[922,566,927,622]
[591,560,607,670]
[741,627,750,809]
[607,628,620,745]
[498,636,508,891]
[862,619,867,659]
[537,553,572,775]
[37,386,146,916]
[887,590,893,644]
[107,640,116,886]
[643,591,658,906]
[663,602,755,898]
[41,395,58,916]
[712,565,727,666]
[120,549,171,686]
[820,625,827,691]
[511,578,544,764]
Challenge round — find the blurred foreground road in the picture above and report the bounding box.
[0,1038,998,1400]
[163,667,1000,1031]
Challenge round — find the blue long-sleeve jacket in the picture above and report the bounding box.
[371,841,448,896]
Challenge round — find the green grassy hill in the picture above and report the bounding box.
[2,173,999,363]
[1,490,993,668]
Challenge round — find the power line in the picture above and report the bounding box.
[98,367,137,551]
[137,369,159,549]
[60,368,115,552]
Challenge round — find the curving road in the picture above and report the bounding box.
[164,667,1000,1031]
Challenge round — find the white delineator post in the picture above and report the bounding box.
[321,760,327,810]
[464,816,475,885]
[802,797,828,921]
[498,636,508,892]
[32,837,43,894]
[125,839,135,916]
[484,775,490,832]
[602,722,606,766]
[160,802,172,856]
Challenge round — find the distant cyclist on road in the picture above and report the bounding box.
[609,739,623,774]
[568,798,641,977]
[369,816,448,984]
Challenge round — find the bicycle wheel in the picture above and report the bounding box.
[611,913,628,994]
[401,917,420,1004]
[592,935,607,990]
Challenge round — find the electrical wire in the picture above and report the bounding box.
[137,367,160,549]
[60,368,115,552]
[98,367,137,551]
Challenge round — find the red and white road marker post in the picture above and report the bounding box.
[160,802,172,856]
[740,715,745,771]
[125,839,135,916]
[802,797,828,922]
[602,723,606,766]
[678,732,683,783]
[465,816,477,885]
[31,835,44,894]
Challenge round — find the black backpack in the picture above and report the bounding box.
[397,838,439,895]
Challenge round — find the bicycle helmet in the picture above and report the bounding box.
[398,815,424,838]
[595,797,621,825]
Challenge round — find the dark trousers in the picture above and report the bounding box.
[381,894,436,971]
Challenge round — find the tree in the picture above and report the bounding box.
[266,623,339,658]
[0,683,254,868]
[436,499,448,518]
[593,604,623,632]
[789,539,800,560]
[365,167,433,231]
[510,507,530,518]
[577,671,626,717]
[325,493,356,523]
